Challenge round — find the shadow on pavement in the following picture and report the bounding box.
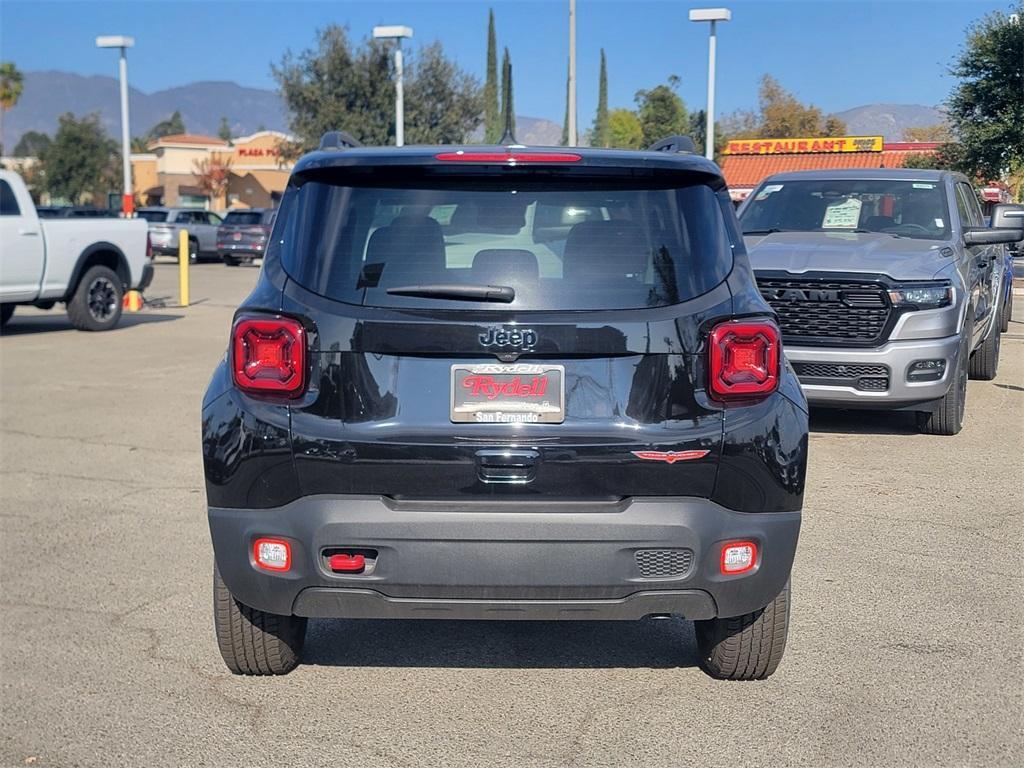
[304,616,699,669]
[809,407,920,435]
[0,312,182,336]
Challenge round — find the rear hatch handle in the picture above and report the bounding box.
[475,449,539,484]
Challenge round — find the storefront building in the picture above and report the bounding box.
[719,136,941,203]
[130,131,293,211]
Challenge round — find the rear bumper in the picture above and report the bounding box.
[787,334,962,408]
[218,245,264,258]
[209,496,800,621]
[136,262,154,291]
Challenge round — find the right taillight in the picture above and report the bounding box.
[146,232,153,260]
[231,315,307,397]
[708,320,781,401]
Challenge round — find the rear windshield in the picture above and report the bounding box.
[138,210,168,223]
[277,178,733,310]
[223,211,264,226]
[739,179,950,241]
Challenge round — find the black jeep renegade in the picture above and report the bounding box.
[202,139,809,680]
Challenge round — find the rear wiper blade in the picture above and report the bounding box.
[385,283,516,303]
[742,228,789,235]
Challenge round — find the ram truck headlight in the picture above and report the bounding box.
[887,284,953,309]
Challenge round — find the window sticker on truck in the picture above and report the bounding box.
[822,197,862,228]
[755,183,784,200]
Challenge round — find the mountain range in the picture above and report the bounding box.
[2,71,944,153]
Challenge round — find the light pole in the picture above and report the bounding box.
[567,0,577,147]
[688,8,731,161]
[373,25,414,147]
[96,35,135,215]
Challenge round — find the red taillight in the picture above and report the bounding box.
[708,320,780,401]
[232,316,307,397]
[435,151,582,164]
[146,232,153,260]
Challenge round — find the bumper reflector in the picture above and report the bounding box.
[720,541,757,575]
[329,553,366,573]
[253,537,291,572]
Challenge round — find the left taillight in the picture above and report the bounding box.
[146,232,153,260]
[708,320,781,401]
[231,315,307,398]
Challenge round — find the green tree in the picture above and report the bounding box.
[483,9,500,143]
[404,43,483,145]
[39,113,119,204]
[592,49,609,148]
[147,110,186,140]
[218,116,233,143]
[754,75,846,137]
[273,25,480,152]
[13,130,50,158]
[607,108,643,149]
[944,4,1024,180]
[903,124,953,143]
[635,76,688,147]
[0,61,25,154]
[500,47,515,141]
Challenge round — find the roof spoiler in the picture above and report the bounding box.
[648,135,696,154]
[319,131,363,151]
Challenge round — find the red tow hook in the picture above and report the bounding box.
[329,553,366,573]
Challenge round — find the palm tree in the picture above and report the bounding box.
[0,62,25,155]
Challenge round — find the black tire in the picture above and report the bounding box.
[968,322,1000,381]
[1001,289,1012,334]
[916,333,969,435]
[694,579,790,681]
[223,255,241,267]
[188,237,199,263]
[0,304,14,328]
[66,265,123,331]
[213,564,306,675]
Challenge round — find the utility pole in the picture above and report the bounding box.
[567,0,577,147]
[373,26,414,147]
[96,36,135,215]
[689,8,731,161]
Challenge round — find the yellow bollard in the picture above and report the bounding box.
[178,228,190,307]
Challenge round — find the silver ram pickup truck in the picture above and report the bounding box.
[738,169,1022,435]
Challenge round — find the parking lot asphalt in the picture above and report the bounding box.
[1,259,1022,768]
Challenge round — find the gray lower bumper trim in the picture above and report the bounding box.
[293,587,718,621]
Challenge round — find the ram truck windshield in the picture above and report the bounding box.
[740,179,950,241]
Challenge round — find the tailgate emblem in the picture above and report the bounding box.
[631,450,710,464]
[479,327,537,349]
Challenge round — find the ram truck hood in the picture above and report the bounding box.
[744,232,952,281]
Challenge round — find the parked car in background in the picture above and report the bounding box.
[138,207,223,262]
[738,169,1023,435]
[36,206,117,219]
[216,208,277,266]
[203,137,809,680]
[0,171,152,331]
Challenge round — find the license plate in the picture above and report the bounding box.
[233,232,242,241]
[451,363,565,424]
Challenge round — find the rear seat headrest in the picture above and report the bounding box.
[365,215,447,281]
[472,249,539,285]
[563,220,648,281]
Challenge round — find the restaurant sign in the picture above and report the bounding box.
[724,136,884,155]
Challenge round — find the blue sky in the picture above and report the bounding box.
[0,0,1013,126]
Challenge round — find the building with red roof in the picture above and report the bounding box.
[720,136,942,203]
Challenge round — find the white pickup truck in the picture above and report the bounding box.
[0,170,153,331]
